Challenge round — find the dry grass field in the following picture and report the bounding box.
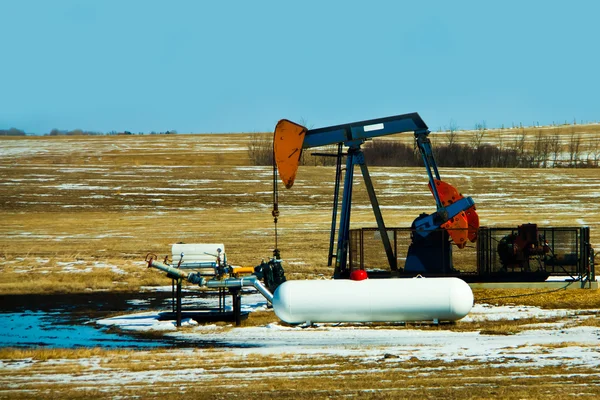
[1,345,599,400]
[1,126,599,293]
[1,125,600,399]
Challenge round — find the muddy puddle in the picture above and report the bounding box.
[0,312,170,348]
[0,291,186,349]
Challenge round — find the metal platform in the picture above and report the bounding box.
[349,226,595,286]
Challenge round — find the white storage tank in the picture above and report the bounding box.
[272,277,473,324]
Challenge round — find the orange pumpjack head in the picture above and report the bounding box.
[428,179,480,247]
[273,119,307,189]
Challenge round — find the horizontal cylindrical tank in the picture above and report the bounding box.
[272,277,473,324]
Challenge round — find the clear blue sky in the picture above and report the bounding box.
[1,0,599,134]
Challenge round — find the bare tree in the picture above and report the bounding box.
[588,136,600,167]
[472,121,486,149]
[511,128,527,166]
[445,120,459,147]
[548,132,562,167]
[531,130,552,167]
[247,133,273,165]
[496,136,507,166]
[567,128,582,167]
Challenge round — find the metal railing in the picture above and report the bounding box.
[349,226,595,285]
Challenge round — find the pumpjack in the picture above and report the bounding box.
[273,112,479,278]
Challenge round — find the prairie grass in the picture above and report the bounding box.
[473,288,600,309]
[2,347,600,399]
[0,259,166,294]
[572,315,600,327]
[0,347,133,361]
[240,309,279,327]
[467,317,558,335]
[2,130,600,399]
[273,315,571,335]
[1,131,599,295]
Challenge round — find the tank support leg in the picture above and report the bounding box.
[176,279,182,327]
[230,288,242,326]
[171,278,175,313]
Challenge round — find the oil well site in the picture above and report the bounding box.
[1,115,600,399]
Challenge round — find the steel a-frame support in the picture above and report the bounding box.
[333,146,397,278]
[327,143,344,267]
[415,130,443,210]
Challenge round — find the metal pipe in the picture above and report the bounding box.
[149,259,186,279]
[206,276,273,304]
[148,259,273,303]
[148,259,204,284]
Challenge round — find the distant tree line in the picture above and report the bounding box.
[0,128,178,136]
[363,125,600,168]
[248,124,600,168]
[247,134,338,167]
[0,128,26,136]
[365,127,600,168]
[47,129,178,136]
